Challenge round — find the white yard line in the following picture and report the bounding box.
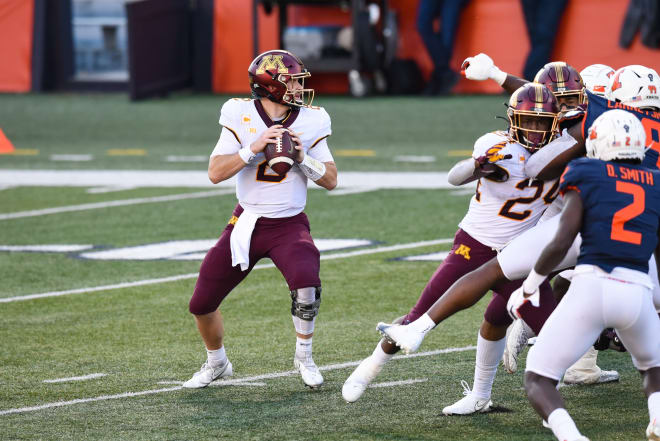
[0,345,475,416]
[369,378,428,388]
[0,189,235,220]
[43,373,107,383]
[0,238,453,303]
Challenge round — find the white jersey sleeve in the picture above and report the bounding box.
[212,99,243,156]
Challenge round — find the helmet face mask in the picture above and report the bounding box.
[606,65,660,111]
[248,50,315,108]
[507,83,560,152]
[533,62,586,112]
[585,109,646,162]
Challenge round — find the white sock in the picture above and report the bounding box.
[649,391,660,425]
[296,336,313,358]
[547,408,582,441]
[471,332,506,399]
[206,346,227,367]
[372,340,395,365]
[409,313,436,334]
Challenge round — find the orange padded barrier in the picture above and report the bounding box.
[213,0,660,95]
[0,0,34,93]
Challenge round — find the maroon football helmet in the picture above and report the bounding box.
[507,83,559,151]
[248,50,314,108]
[533,61,586,109]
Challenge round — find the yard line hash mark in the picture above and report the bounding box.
[0,189,235,220]
[43,373,107,383]
[0,238,453,303]
[0,346,475,416]
[369,378,428,388]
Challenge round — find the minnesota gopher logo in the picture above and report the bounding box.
[256,55,288,75]
[455,244,471,260]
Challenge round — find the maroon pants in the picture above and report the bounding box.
[404,229,555,334]
[189,205,321,315]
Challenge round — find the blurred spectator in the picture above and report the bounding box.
[417,0,471,95]
[521,0,569,81]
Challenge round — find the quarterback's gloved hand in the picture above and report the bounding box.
[507,286,540,320]
[461,53,507,85]
[474,152,512,166]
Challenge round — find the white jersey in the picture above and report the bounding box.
[211,98,334,218]
[458,131,558,250]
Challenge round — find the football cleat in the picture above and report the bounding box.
[442,380,493,415]
[376,322,423,355]
[342,356,383,403]
[294,354,324,389]
[502,319,533,374]
[647,419,660,441]
[563,369,619,385]
[182,360,233,388]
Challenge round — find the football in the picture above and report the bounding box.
[264,130,297,176]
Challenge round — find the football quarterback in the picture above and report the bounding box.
[183,49,337,390]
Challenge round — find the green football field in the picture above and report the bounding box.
[0,93,651,440]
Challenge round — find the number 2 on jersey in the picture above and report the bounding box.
[610,180,645,245]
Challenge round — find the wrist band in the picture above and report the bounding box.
[299,154,326,181]
[490,67,507,86]
[523,269,546,293]
[238,147,255,164]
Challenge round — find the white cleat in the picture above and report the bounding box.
[342,356,383,403]
[563,369,619,385]
[294,355,324,389]
[502,319,533,374]
[647,418,660,440]
[442,380,493,415]
[376,322,423,355]
[182,360,233,388]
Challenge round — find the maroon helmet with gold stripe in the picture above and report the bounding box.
[507,83,559,151]
[248,50,314,108]
[533,61,586,108]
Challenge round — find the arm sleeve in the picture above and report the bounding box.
[307,138,334,163]
[210,127,241,157]
[558,162,583,195]
[447,158,477,186]
[306,108,333,162]
[210,100,242,157]
[524,129,578,178]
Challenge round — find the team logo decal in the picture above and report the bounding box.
[256,55,288,75]
[454,244,471,260]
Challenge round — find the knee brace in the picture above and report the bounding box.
[291,287,321,321]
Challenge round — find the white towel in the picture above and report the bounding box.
[230,210,261,271]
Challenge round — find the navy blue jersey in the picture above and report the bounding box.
[583,90,660,171]
[559,157,660,273]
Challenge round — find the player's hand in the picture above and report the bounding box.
[250,124,285,154]
[474,151,512,173]
[507,286,540,320]
[461,53,496,81]
[289,130,304,163]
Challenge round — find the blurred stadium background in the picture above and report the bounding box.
[1,1,659,440]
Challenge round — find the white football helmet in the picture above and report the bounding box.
[606,65,660,110]
[580,64,614,96]
[585,109,646,162]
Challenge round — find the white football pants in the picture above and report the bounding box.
[526,265,660,381]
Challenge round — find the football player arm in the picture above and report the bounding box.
[294,134,337,190]
[314,161,337,190]
[530,124,586,180]
[523,190,583,293]
[208,125,284,183]
[461,53,527,94]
